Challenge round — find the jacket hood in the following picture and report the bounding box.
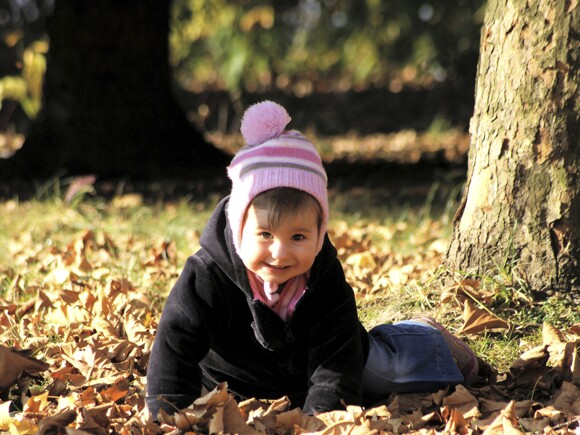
[199,196,245,286]
[199,196,338,289]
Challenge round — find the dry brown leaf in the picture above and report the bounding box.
[420,410,443,427]
[481,401,524,434]
[345,251,377,270]
[37,408,78,435]
[364,405,395,432]
[1,403,39,433]
[441,278,494,307]
[543,323,566,345]
[22,391,51,415]
[101,376,130,403]
[511,345,549,369]
[441,406,471,434]
[573,395,580,416]
[458,299,509,335]
[443,384,481,420]
[209,404,225,434]
[320,420,378,435]
[394,392,435,414]
[328,224,369,253]
[222,398,264,434]
[144,240,177,267]
[547,341,577,380]
[260,396,291,415]
[431,389,448,406]
[478,398,531,418]
[276,407,325,433]
[192,382,230,408]
[533,406,566,424]
[518,416,551,433]
[550,382,580,419]
[76,407,109,435]
[364,404,391,420]
[401,409,426,430]
[543,323,579,382]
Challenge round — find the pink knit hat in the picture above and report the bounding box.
[227,101,329,256]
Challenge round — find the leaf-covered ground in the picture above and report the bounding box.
[0,188,579,434]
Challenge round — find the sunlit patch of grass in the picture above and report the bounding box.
[0,194,216,266]
[0,181,222,305]
[334,182,460,328]
[513,295,580,328]
[468,331,536,374]
[357,285,437,330]
[329,181,460,257]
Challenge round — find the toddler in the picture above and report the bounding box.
[146,101,478,419]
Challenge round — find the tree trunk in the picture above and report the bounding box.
[445,0,579,295]
[1,0,229,179]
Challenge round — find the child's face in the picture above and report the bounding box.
[240,203,320,285]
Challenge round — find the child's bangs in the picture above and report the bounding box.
[252,188,322,232]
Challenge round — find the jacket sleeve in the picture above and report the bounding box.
[146,255,214,420]
[302,259,365,414]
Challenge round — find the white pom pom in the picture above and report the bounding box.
[240,101,291,146]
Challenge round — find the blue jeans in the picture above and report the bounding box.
[362,321,463,399]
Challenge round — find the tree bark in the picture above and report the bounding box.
[445,0,579,295]
[1,0,229,179]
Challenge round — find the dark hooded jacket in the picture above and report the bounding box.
[146,197,369,418]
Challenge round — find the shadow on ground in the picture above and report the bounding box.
[0,158,466,209]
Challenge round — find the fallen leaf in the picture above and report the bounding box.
[518,416,551,433]
[443,384,481,420]
[37,408,77,435]
[0,401,12,430]
[550,381,580,419]
[208,403,225,434]
[441,278,493,306]
[192,382,230,408]
[76,407,109,435]
[346,251,377,270]
[478,398,531,418]
[458,300,510,335]
[0,401,38,434]
[222,398,263,434]
[101,376,130,402]
[23,391,51,414]
[543,323,566,345]
[441,406,471,434]
[511,345,549,369]
[533,406,566,424]
[481,401,524,434]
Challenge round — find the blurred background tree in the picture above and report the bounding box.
[0,0,230,179]
[171,0,483,94]
[0,0,485,178]
[171,0,484,134]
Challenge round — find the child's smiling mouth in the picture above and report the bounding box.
[265,263,290,270]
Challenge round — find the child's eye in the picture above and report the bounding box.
[292,234,305,241]
[259,232,273,239]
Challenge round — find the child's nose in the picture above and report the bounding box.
[270,240,288,259]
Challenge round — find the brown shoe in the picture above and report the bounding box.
[412,316,479,385]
